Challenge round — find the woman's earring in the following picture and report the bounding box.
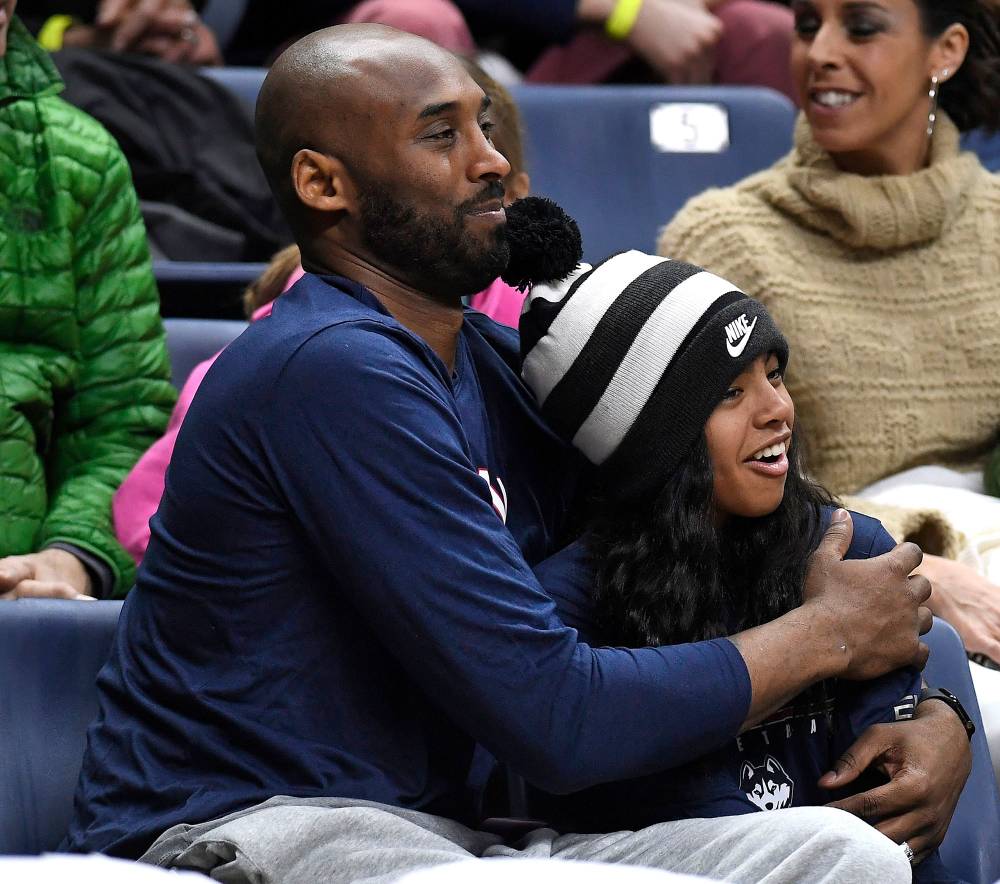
[927,69,949,138]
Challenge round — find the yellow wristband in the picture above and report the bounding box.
[37,15,77,52]
[605,0,644,41]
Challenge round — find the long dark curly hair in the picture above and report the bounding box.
[587,433,835,648]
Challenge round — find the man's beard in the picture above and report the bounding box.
[356,178,510,303]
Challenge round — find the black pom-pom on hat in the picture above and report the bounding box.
[501,197,583,292]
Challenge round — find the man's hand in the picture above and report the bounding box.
[919,554,1000,665]
[820,700,971,860]
[732,512,930,729]
[0,549,95,600]
[802,510,932,681]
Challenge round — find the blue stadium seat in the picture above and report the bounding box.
[200,66,265,119]
[962,129,1000,173]
[163,317,248,389]
[0,600,123,855]
[924,618,1000,884]
[511,85,796,260]
[200,0,249,51]
[0,603,996,878]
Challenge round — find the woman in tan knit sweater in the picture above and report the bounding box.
[658,0,1000,666]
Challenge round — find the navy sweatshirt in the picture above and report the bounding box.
[64,274,752,858]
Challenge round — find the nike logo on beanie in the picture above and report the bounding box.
[725,314,758,358]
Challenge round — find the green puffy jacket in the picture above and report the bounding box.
[0,18,176,596]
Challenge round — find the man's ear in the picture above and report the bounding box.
[291,149,354,215]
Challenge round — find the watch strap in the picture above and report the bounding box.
[918,686,976,741]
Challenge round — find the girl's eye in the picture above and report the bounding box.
[767,367,784,383]
[722,386,742,402]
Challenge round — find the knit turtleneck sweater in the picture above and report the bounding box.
[659,114,1000,555]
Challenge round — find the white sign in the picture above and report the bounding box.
[649,103,730,154]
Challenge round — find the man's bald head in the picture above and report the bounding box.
[255,24,473,220]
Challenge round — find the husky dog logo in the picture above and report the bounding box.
[740,755,794,811]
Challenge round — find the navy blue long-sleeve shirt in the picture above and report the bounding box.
[65,274,752,858]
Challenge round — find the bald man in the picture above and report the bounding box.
[63,25,956,883]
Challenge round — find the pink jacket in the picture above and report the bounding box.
[114,273,525,565]
[113,300,274,565]
[467,278,525,328]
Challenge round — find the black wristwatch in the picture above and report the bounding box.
[918,687,976,741]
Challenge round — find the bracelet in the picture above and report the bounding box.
[605,0,645,41]
[37,15,77,52]
[918,686,976,741]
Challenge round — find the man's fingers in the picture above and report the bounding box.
[890,540,923,578]
[907,573,932,605]
[874,810,938,853]
[818,725,890,788]
[827,768,925,822]
[917,605,933,636]
[815,508,855,565]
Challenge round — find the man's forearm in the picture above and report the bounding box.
[729,603,846,730]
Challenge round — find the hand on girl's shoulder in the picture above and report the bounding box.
[820,505,897,561]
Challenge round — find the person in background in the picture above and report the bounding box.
[113,246,302,565]
[461,0,798,101]
[24,0,476,65]
[0,1,175,601]
[657,0,1000,770]
[463,57,533,327]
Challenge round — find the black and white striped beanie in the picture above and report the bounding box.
[519,250,788,502]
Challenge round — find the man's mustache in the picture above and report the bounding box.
[459,181,506,215]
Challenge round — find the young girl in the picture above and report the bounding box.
[518,252,959,881]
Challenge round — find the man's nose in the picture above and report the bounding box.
[469,129,510,183]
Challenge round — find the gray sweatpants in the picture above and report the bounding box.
[140,795,912,884]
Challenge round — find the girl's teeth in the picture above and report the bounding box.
[753,442,786,460]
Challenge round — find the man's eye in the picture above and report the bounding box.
[481,121,496,139]
[428,128,456,141]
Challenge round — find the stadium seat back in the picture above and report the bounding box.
[962,129,1000,173]
[923,617,1000,884]
[200,74,796,263]
[200,66,265,119]
[511,85,796,261]
[0,600,123,855]
[164,317,249,389]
